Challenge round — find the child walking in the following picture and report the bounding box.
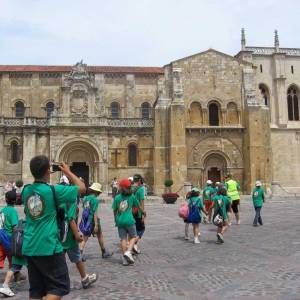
[187,188,207,244]
[213,187,231,244]
[252,181,265,226]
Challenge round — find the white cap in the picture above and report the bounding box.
[89,182,102,193]
[207,180,213,185]
[216,182,220,185]
[60,175,69,185]
[128,177,133,182]
[255,180,262,186]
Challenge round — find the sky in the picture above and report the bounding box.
[0,0,299,66]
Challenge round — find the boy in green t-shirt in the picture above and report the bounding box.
[213,187,231,244]
[0,191,27,297]
[79,183,112,259]
[252,181,265,226]
[112,179,144,266]
[202,180,214,224]
[22,155,86,300]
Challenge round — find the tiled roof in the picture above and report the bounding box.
[0,65,164,74]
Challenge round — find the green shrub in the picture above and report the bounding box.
[164,179,174,187]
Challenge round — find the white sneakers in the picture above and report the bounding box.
[124,250,134,264]
[194,237,200,244]
[132,244,141,254]
[0,286,15,297]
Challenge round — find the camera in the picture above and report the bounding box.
[51,163,61,172]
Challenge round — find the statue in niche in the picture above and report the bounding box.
[192,146,200,165]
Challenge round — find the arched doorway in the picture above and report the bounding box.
[56,140,100,185]
[204,153,227,184]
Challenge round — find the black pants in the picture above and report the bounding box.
[253,207,263,225]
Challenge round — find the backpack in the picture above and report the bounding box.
[11,220,24,257]
[213,198,224,226]
[79,203,94,236]
[178,202,189,219]
[131,186,139,215]
[187,201,201,223]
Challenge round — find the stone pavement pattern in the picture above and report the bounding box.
[2,196,300,300]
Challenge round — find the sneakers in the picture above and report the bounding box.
[14,272,26,282]
[184,235,189,240]
[217,233,224,243]
[132,244,141,255]
[122,256,130,266]
[194,237,200,244]
[81,273,98,289]
[124,251,134,264]
[0,286,15,297]
[102,250,113,258]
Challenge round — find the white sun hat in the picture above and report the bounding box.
[255,180,262,187]
[60,175,69,185]
[207,180,213,185]
[89,182,102,193]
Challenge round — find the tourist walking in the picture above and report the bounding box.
[225,174,241,224]
[202,180,214,224]
[252,181,265,226]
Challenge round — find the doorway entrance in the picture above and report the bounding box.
[70,162,89,186]
[208,167,221,183]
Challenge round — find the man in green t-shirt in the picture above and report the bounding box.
[131,174,147,255]
[0,191,27,297]
[112,179,144,266]
[22,155,86,300]
[252,181,265,226]
[202,180,215,224]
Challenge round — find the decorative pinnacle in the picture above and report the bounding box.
[274,30,279,52]
[241,28,246,50]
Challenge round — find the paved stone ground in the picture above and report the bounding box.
[1,196,300,300]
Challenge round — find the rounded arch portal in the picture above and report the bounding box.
[203,152,228,184]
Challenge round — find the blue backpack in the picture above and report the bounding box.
[79,206,94,236]
[187,201,201,224]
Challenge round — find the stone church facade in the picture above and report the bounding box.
[0,30,299,194]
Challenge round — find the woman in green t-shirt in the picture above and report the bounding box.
[252,181,265,226]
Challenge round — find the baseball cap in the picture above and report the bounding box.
[255,180,262,187]
[207,180,213,185]
[191,187,200,193]
[119,179,132,189]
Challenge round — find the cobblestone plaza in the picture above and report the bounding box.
[4,196,300,300]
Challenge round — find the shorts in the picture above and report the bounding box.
[231,200,240,213]
[0,244,12,269]
[204,200,214,211]
[134,216,145,238]
[26,252,70,298]
[118,225,137,240]
[65,244,82,264]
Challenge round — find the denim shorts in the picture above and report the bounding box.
[65,244,82,263]
[118,225,137,240]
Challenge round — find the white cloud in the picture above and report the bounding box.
[0,0,299,65]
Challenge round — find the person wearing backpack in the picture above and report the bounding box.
[22,155,86,300]
[131,174,146,255]
[187,188,208,244]
[0,191,27,297]
[252,181,265,226]
[213,187,231,244]
[112,179,144,266]
[202,180,215,224]
[79,183,112,259]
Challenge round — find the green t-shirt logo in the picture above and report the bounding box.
[0,212,5,229]
[205,190,210,196]
[119,200,128,212]
[253,191,258,198]
[27,193,45,219]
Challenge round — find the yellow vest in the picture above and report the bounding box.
[226,179,240,201]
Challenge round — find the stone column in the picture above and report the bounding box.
[99,141,109,194]
[0,128,4,182]
[126,75,135,118]
[94,74,105,116]
[22,128,37,184]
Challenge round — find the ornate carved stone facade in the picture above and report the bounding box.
[1,31,300,194]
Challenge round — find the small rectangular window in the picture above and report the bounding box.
[291,66,294,74]
[260,64,263,73]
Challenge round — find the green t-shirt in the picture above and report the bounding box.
[22,182,78,256]
[0,206,18,236]
[188,196,204,218]
[213,195,231,221]
[203,186,214,201]
[112,193,139,228]
[82,194,99,222]
[252,187,265,208]
[132,185,145,218]
[61,201,78,250]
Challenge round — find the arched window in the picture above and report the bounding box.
[10,141,19,163]
[227,102,239,124]
[190,102,203,124]
[259,84,269,106]
[141,102,150,119]
[46,101,55,118]
[209,103,219,126]
[128,144,137,166]
[15,101,25,118]
[110,102,120,118]
[287,86,299,121]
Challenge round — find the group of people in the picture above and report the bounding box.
[182,174,265,244]
[0,155,147,299]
